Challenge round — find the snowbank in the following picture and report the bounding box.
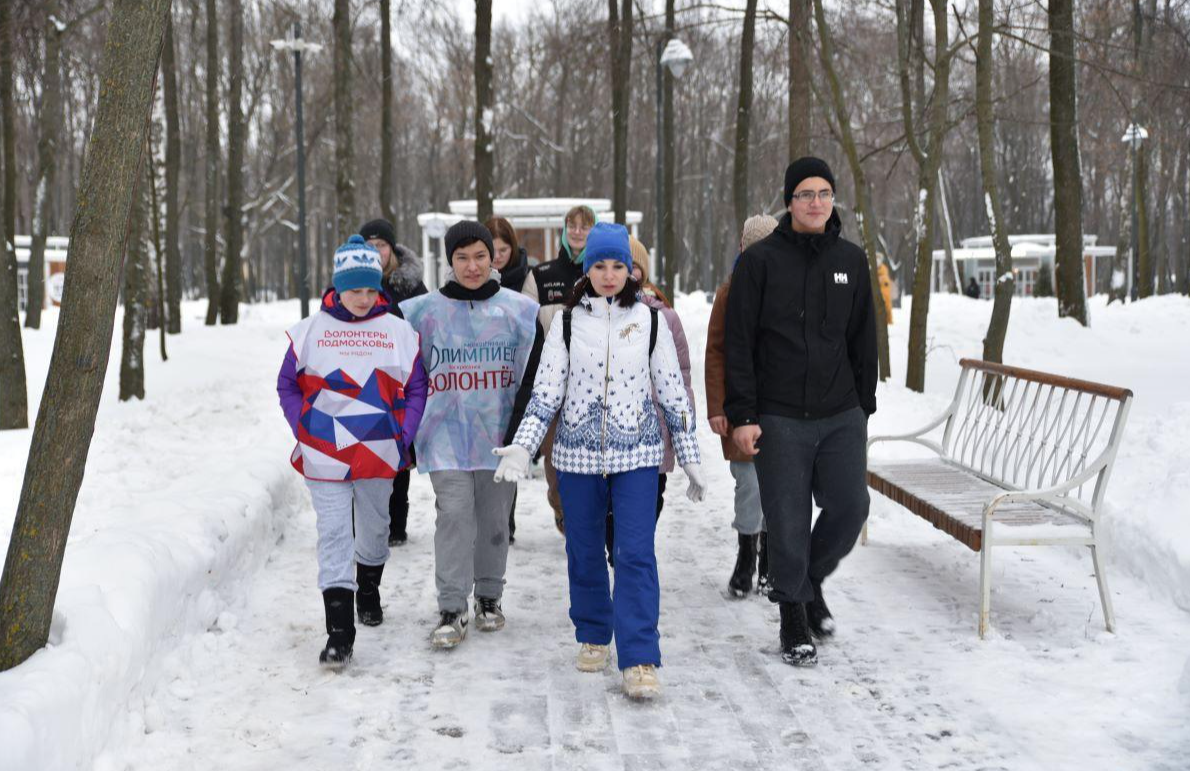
[0,303,305,771]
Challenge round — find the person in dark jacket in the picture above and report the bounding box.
[964,277,981,299]
[724,156,877,668]
[484,216,534,542]
[360,218,429,547]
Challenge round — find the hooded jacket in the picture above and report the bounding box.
[640,293,693,474]
[277,288,428,481]
[724,210,877,426]
[511,293,699,476]
[522,237,585,333]
[382,244,429,305]
[398,270,544,473]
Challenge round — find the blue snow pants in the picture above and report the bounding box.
[557,467,661,670]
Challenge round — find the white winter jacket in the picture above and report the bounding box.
[512,294,699,476]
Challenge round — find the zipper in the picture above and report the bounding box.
[600,303,612,478]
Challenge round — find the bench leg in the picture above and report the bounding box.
[978,542,993,639]
[1090,539,1116,633]
[860,521,868,546]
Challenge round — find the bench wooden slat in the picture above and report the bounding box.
[868,459,1093,553]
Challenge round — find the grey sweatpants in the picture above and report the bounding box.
[430,470,517,613]
[729,461,766,535]
[753,407,870,604]
[305,478,391,592]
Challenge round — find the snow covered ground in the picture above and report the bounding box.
[2,293,1189,770]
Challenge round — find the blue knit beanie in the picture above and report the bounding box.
[332,234,384,292]
[582,222,633,274]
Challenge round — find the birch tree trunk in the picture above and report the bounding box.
[976,0,1014,363]
[1048,0,1088,325]
[0,0,171,672]
[474,0,494,223]
[120,166,149,401]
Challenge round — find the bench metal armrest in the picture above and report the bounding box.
[984,458,1109,519]
[867,405,954,457]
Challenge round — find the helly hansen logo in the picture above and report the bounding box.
[834,272,849,284]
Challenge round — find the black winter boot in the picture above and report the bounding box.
[756,533,770,594]
[779,601,818,667]
[356,563,385,626]
[806,577,835,639]
[727,533,758,598]
[320,588,356,669]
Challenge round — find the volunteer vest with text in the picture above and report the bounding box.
[287,311,421,480]
[399,288,539,472]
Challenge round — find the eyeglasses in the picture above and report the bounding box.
[790,190,835,204]
[567,223,592,233]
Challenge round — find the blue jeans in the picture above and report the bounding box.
[558,467,661,670]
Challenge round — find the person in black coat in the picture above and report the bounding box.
[964,277,982,299]
[360,218,429,546]
[724,157,877,668]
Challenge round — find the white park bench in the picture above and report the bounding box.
[865,359,1134,638]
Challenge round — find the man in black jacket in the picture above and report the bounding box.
[724,157,877,667]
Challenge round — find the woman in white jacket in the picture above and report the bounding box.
[493,222,706,699]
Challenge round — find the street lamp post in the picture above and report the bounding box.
[1122,122,1147,301]
[271,23,322,319]
[654,37,693,287]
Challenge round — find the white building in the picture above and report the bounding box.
[13,235,70,312]
[932,234,1119,298]
[417,198,643,290]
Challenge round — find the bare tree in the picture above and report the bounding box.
[475,0,494,223]
[162,14,181,333]
[203,0,220,325]
[0,0,13,294]
[380,0,395,223]
[732,0,758,240]
[26,2,64,330]
[609,0,632,225]
[1049,0,1088,325]
[662,0,676,284]
[900,0,953,393]
[975,0,1013,363]
[120,164,149,401]
[0,0,171,673]
[219,0,244,324]
[811,0,890,380]
[333,0,355,239]
[788,0,811,160]
[0,96,24,430]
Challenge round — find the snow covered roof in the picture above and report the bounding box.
[420,198,643,231]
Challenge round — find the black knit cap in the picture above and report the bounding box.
[444,220,495,264]
[783,156,836,205]
[359,218,397,252]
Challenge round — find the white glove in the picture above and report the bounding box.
[492,445,531,483]
[682,463,707,503]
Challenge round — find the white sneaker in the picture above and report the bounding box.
[622,664,661,699]
[575,643,611,672]
[474,597,505,632]
[431,610,468,649]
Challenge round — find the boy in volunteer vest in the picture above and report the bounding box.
[399,221,543,649]
[277,235,428,669]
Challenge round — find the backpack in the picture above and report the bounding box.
[562,305,658,356]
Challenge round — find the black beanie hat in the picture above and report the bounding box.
[444,220,495,264]
[783,156,836,206]
[359,218,397,252]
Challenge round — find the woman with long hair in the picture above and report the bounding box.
[492,222,706,699]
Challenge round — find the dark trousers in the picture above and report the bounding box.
[389,467,411,539]
[753,408,869,604]
[558,467,661,670]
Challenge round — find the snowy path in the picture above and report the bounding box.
[110,461,1190,771]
